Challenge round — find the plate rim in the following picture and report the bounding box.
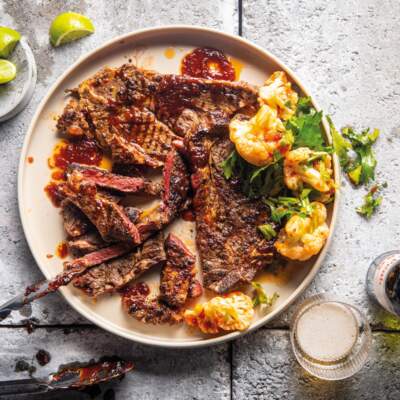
[18,25,341,348]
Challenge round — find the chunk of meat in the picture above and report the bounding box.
[61,200,92,238]
[136,150,190,240]
[61,173,140,244]
[187,133,276,293]
[67,232,108,255]
[73,233,166,297]
[121,282,182,325]
[67,163,160,195]
[57,64,258,167]
[160,233,200,308]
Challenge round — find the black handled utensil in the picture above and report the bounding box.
[0,359,134,397]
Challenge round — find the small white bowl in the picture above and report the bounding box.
[0,37,37,123]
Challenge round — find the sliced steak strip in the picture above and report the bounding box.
[160,233,200,308]
[24,243,132,302]
[136,149,190,239]
[73,232,166,297]
[121,282,182,325]
[67,232,108,255]
[61,174,140,244]
[67,163,159,195]
[187,133,275,294]
[61,200,92,238]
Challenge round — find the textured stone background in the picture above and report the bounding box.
[1,0,400,398]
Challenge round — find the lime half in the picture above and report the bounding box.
[49,12,94,47]
[0,60,17,84]
[0,26,21,58]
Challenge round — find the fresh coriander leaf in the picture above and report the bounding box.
[327,117,380,186]
[220,150,237,179]
[258,224,277,240]
[220,149,285,199]
[251,282,279,308]
[356,184,384,218]
[287,97,327,151]
[327,115,351,167]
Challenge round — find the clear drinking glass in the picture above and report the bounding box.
[290,294,372,380]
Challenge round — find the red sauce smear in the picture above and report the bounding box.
[181,47,235,81]
[56,241,69,259]
[46,254,53,259]
[181,209,195,222]
[50,138,103,173]
[44,181,64,207]
[27,156,34,164]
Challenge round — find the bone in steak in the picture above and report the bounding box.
[57,64,258,167]
[67,163,160,195]
[61,173,140,244]
[187,133,276,293]
[160,233,200,308]
[73,232,166,297]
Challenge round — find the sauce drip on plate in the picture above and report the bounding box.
[181,47,235,81]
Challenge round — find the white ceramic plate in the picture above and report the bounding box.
[18,26,340,348]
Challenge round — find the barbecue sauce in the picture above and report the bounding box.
[181,47,235,81]
[44,181,64,207]
[56,241,69,259]
[50,359,134,388]
[49,138,103,173]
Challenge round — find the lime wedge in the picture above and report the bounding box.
[49,12,94,47]
[0,26,21,58]
[0,60,17,84]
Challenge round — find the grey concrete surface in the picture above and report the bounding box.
[0,0,400,399]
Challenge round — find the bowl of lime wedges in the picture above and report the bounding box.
[0,27,37,123]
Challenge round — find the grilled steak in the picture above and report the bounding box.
[67,163,160,195]
[61,200,92,238]
[122,233,201,324]
[73,233,166,297]
[67,232,108,255]
[57,64,258,167]
[136,149,190,239]
[121,282,182,325]
[160,233,200,308]
[61,173,140,244]
[187,132,275,293]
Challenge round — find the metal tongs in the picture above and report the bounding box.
[0,359,134,397]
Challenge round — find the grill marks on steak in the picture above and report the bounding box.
[57,64,258,167]
[121,234,200,325]
[61,173,140,244]
[188,134,275,293]
[160,233,200,308]
[73,233,166,297]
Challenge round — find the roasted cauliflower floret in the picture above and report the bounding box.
[275,202,329,261]
[259,71,298,120]
[184,292,254,334]
[229,105,293,167]
[284,147,335,198]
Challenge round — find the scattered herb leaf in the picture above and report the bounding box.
[258,224,277,240]
[328,116,379,186]
[251,282,279,307]
[357,183,386,218]
[287,97,329,151]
